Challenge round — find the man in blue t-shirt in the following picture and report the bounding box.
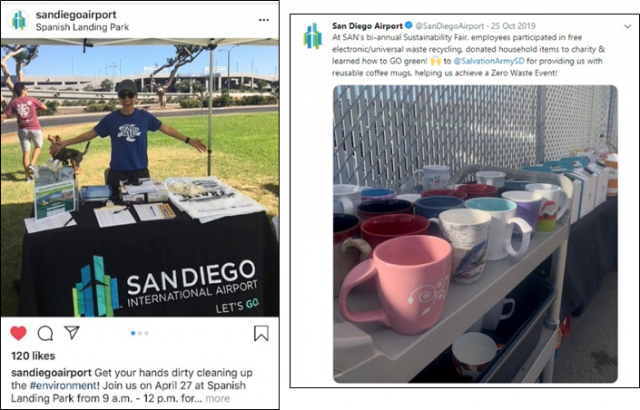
[50,79,206,193]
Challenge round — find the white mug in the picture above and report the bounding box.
[525,183,569,232]
[453,332,500,380]
[476,171,506,188]
[465,198,532,262]
[482,297,516,331]
[333,184,364,215]
[414,165,451,190]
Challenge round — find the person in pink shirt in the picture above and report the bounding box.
[1,82,48,182]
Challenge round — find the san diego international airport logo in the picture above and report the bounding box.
[304,23,322,49]
[8,10,28,30]
[73,255,121,317]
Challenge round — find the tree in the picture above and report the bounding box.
[1,45,39,100]
[101,79,114,92]
[191,81,206,97]
[149,45,204,108]
[177,80,192,93]
[257,80,267,93]
[190,81,207,112]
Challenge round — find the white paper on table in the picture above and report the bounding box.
[164,176,265,221]
[133,204,167,221]
[124,180,158,195]
[25,213,77,233]
[93,207,136,228]
[197,204,264,224]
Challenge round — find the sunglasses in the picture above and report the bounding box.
[118,91,137,99]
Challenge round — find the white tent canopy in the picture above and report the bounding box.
[1,37,279,175]
[1,38,277,47]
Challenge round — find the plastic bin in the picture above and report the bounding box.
[411,274,557,383]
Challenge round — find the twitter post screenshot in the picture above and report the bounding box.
[1,1,279,409]
[288,5,638,403]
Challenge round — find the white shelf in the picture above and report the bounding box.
[334,218,569,383]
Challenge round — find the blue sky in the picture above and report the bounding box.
[7,44,279,78]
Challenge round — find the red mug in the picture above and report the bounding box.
[458,184,498,199]
[421,189,468,200]
[344,214,431,251]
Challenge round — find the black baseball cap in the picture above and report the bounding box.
[116,79,137,94]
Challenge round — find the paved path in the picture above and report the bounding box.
[553,269,617,383]
[1,106,278,135]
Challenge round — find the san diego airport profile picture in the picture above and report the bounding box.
[8,9,28,30]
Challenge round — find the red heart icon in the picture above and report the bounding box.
[11,326,27,341]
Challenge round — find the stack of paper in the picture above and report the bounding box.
[25,213,77,233]
[163,177,265,222]
[124,180,158,195]
[93,207,137,228]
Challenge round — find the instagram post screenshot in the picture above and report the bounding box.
[2,1,279,409]
[288,8,638,397]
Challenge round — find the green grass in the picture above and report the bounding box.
[1,112,279,317]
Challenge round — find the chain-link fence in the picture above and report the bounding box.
[333,85,618,187]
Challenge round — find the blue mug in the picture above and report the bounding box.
[361,188,397,202]
[357,199,413,221]
[415,196,466,219]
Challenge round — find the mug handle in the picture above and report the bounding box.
[505,217,532,258]
[340,197,354,215]
[428,217,443,236]
[555,191,570,220]
[500,298,516,320]
[341,238,372,260]
[428,218,441,229]
[338,259,391,327]
[413,169,426,188]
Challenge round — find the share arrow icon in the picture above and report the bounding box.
[64,326,80,340]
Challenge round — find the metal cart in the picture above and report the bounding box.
[333,165,572,383]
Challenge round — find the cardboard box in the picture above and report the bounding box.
[561,157,599,218]
[119,178,168,203]
[575,168,598,214]
[586,164,610,208]
[121,191,146,204]
[121,187,168,203]
[563,174,583,224]
[566,171,595,219]
[147,185,169,202]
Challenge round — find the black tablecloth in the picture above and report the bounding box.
[561,196,617,320]
[19,202,279,317]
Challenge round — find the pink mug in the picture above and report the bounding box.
[339,235,453,335]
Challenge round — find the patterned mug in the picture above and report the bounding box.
[452,332,503,381]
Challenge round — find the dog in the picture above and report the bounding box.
[47,135,90,172]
